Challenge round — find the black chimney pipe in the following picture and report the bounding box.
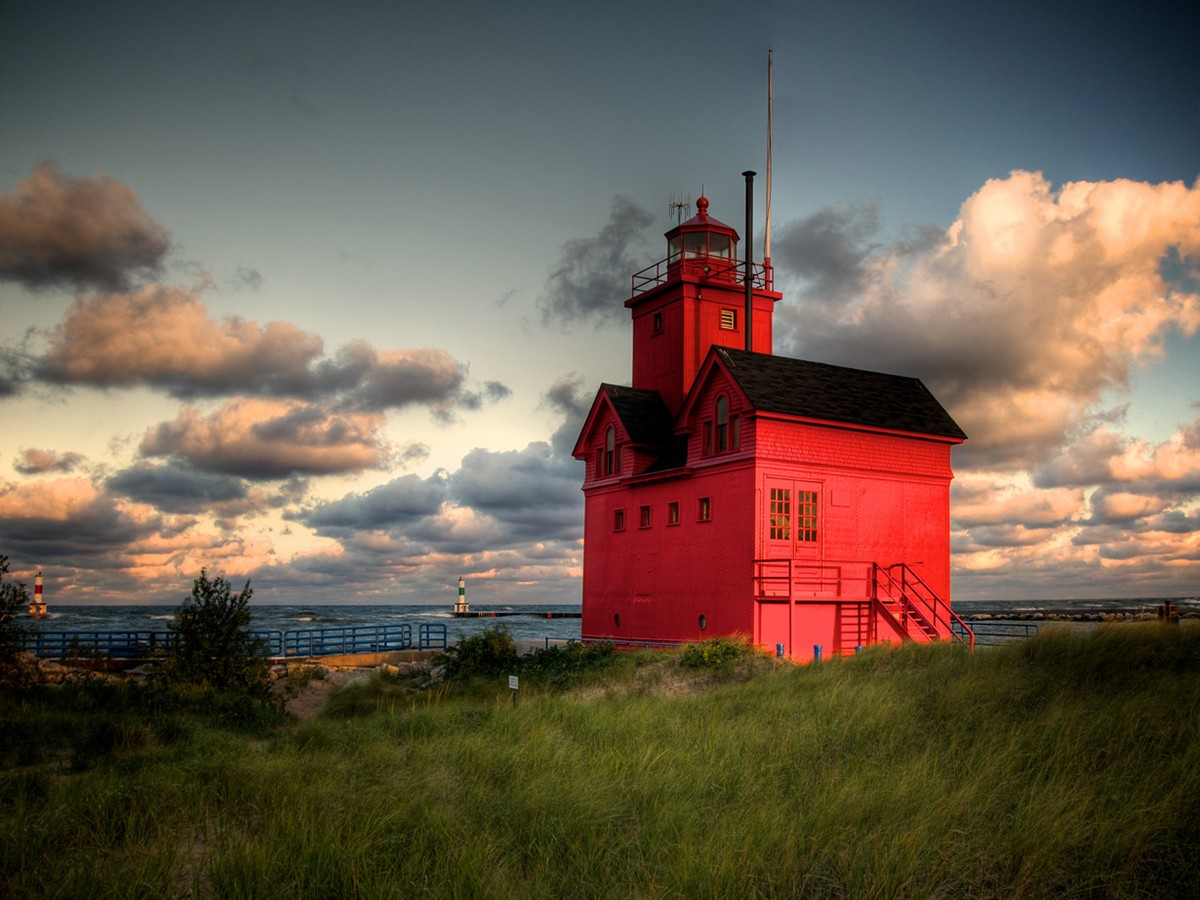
[742,170,755,352]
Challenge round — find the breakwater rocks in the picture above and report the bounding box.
[966,608,1195,624]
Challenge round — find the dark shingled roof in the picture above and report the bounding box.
[715,347,966,440]
[600,384,676,448]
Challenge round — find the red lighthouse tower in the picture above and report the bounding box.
[625,195,782,415]
[573,189,971,660]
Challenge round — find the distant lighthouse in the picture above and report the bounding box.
[29,570,47,619]
[453,576,469,615]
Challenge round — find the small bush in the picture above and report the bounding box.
[167,570,271,699]
[0,555,32,690]
[437,625,519,680]
[519,640,618,688]
[679,635,751,670]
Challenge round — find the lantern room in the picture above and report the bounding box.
[665,196,740,283]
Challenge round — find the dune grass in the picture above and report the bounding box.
[2,622,1198,897]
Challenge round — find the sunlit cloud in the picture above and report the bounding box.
[140,398,390,478]
[0,159,170,291]
[13,448,86,475]
[775,170,1200,469]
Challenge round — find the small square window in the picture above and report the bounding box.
[698,497,712,521]
[667,501,680,525]
[613,508,625,531]
[720,309,737,330]
[639,505,652,528]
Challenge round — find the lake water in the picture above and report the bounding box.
[25,603,586,644]
[24,596,1199,648]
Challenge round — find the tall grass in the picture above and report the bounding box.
[2,622,1198,897]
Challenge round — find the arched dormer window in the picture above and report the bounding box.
[603,426,618,476]
[715,396,729,452]
[704,395,739,456]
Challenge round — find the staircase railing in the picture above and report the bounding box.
[753,558,974,650]
[874,563,974,649]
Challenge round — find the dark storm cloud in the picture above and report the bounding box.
[297,472,448,532]
[0,486,159,561]
[542,373,594,457]
[447,443,582,536]
[0,160,170,292]
[0,345,30,396]
[771,203,885,301]
[538,196,655,327]
[106,462,249,514]
[296,435,583,548]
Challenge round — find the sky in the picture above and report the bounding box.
[1,0,1198,606]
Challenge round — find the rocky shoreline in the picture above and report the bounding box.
[965,606,1195,623]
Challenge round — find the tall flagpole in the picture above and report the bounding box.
[764,49,773,284]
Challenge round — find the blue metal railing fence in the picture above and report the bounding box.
[23,622,448,660]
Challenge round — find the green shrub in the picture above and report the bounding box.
[0,555,32,690]
[437,625,519,680]
[518,640,618,687]
[679,635,750,669]
[167,570,271,699]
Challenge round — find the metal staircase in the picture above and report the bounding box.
[872,563,974,648]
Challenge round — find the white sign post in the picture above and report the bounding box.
[508,674,519,704]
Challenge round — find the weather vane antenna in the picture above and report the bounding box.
[668,191,692,225]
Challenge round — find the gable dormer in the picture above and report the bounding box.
[677,349,755,466]
[572,384,676,485]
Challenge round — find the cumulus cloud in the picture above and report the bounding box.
[448,443,582,537]
[0,160,170,291]
[13,448,86,475]
[299,472,448,532]
[538,196,655,327]
[542,372,594,457]
[38,285,323,393]
[0,477,161,561]
[287,451,583,603]
[105,462,249,514]
[34,287,504,415]
[1035,422,1200,489]
[952,476,1084,529]
[775,171,1200,469]
[140,398,390,478]
[770,172,1200,597]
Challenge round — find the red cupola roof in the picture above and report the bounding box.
[665,196,740,263]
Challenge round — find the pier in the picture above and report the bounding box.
[451,576,580,618]
[452,610,581,619]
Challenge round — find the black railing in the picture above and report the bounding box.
[631,256,774,297]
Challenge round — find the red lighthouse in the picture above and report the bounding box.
[573,191,971,660]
